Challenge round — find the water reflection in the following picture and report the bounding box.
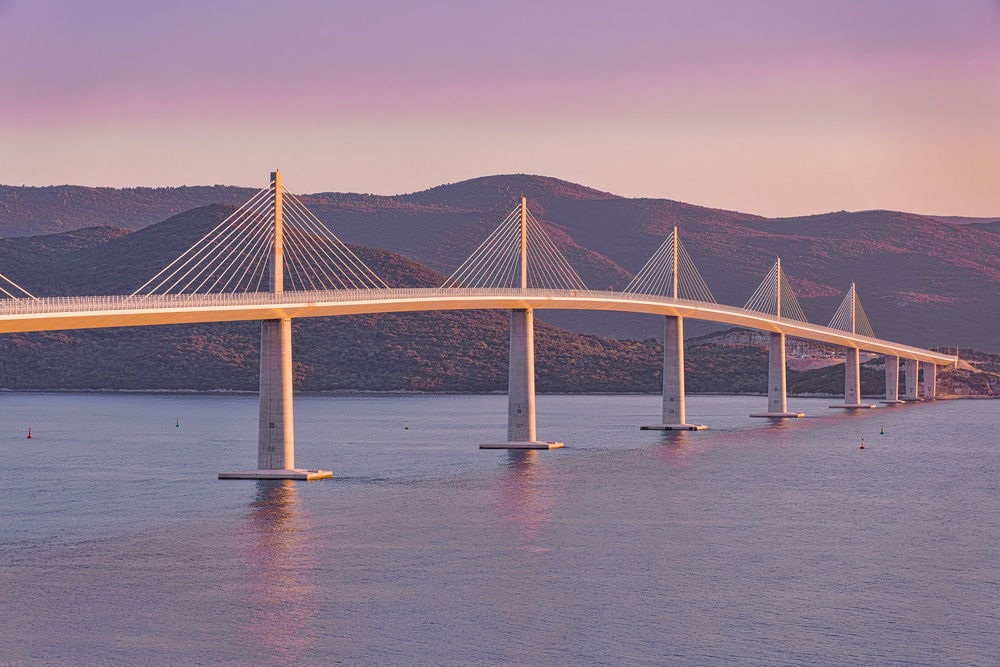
[237,480,318,659]
[496,450,555,551]
[657,430,694,467]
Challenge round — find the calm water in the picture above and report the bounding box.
[1,392,997,665]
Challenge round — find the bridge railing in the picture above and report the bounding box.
[0,287,772,320]
[0,288,952,362]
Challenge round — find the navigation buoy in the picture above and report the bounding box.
[26,428,32,439]
[403,421,410,430]
[880,425,884,435]
[859,438,865,450]
[176,418,180,428]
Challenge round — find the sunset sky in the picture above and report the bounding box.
[2,0,998,216]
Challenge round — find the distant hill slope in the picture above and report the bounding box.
[0,207,658,392]
[925,215,1000,226]
[1,174,996,350]
[0,207,993,394]
[0,185,256,236]
[966,221,1000,235]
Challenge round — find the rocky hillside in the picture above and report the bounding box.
[1,175,996,350]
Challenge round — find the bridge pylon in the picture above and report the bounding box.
[746,258,807,419]
[923,362,937,399]
[903,358,923,402]
[828,283,877,409]
[221,171,332,479]
[881,355,905,405]
[633,227,709,430]
[479,197,565,449]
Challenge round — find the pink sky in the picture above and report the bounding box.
[2,0,998,216]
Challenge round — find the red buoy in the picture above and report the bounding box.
[859,438,865,450]
[26,428,32,439]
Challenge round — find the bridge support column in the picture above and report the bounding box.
[642,316,707,430]
[903,359,922,402]
[881,355,904,404]
[830,347,876,409]
[257,318,296,470]
[480,308,564,449]
[221,169,331,480]
[923,363,937,400]
[750,332,804,418]
[221,318,332,480]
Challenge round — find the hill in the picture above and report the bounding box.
[0,207,658,393]
[966,221,1000,235]
[0,208,992,396]
[1,174,996,350]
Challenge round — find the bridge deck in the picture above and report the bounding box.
[0,288,957,365]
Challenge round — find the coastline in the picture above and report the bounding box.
[0,387,993,399]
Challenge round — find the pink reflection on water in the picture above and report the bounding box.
[656,431,695,468]
[494,450,557,553]
[233,480,319,659]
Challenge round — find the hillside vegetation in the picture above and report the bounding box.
[1,174,996,349]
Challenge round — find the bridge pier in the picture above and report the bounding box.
[881,355,904,404]
[830,347,876,409]
[923,363,937,400]
[219,319,332,480]
[480,308,564,449]
[642,315,707,430]
[750,332,805,418]
[220,170,331,480]
[903,359,923,401]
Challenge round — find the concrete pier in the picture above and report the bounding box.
[881,355,904,405]
[480,308,563,449]
[258,318,295,469]
[220,318,332,479]
[642,316,707,430]
[750,331,805,418]
[830,347,876,409]
[221,170,332,480]
[923,363,937,400]
[903,358,923,402]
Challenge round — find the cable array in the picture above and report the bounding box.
[130,184,387,297]
[441,204,587,290]
[281,191,388,291]
[743,260,808,322]
[828,283,875,337]
[623,229,715,302]
[0,272,37,300]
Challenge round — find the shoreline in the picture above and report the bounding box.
[0,387,994,399]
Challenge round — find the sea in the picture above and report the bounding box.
[1,392,997,665]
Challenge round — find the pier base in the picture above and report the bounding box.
[491,308,565,450]
[479,440,564,450]
[880,400,905,405]
[904,359,920,401]
[749,412,806,419]
[829,348,875,409]
[750,332,804,419]
[219,469,333,480]
[642,316,708,431]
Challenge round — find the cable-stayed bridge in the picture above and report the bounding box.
[0,172,957,479]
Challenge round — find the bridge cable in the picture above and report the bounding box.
[744,259,808,322]
[624,229,715,302]
[0,271,38,300]
[129,182,390,296]
[828,283,875,338]
[128,186,271,297]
